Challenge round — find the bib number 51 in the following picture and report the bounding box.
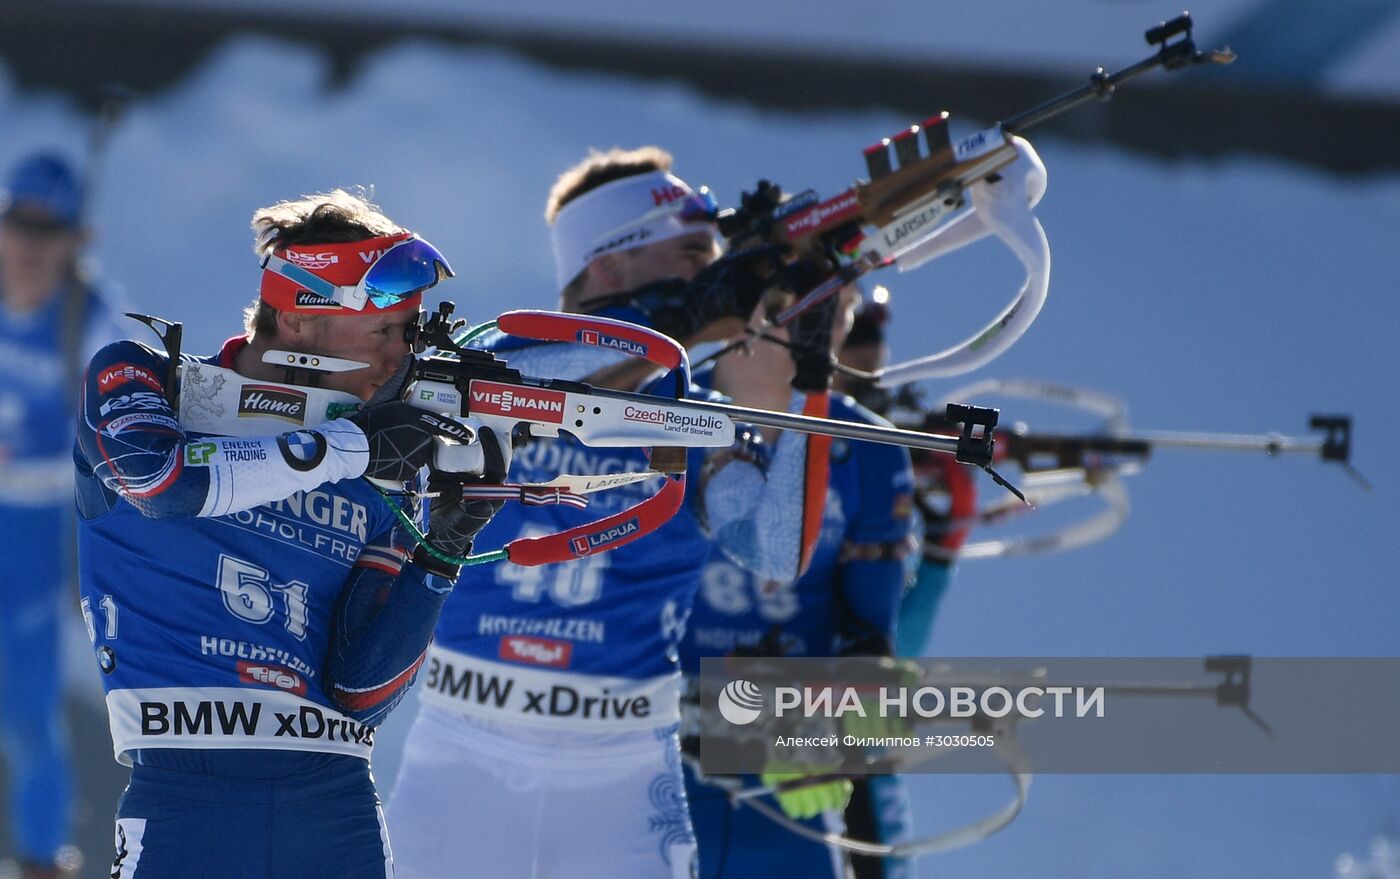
[216,554,310,640]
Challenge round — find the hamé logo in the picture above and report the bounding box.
[237,385,308,424]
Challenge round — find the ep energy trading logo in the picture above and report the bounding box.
[718,680,764,725]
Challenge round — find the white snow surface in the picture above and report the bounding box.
[3,36,1399,878]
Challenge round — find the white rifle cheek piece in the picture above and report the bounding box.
[878,137,1051,385]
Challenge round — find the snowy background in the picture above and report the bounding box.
[93,0,1400,96]
[3,5,1399,876]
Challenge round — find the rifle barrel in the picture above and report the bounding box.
[591,388,962,456]
[1128,430,1324,456]
[1002,37,1197,135]
[1012,431,1325,457]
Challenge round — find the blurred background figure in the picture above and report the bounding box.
[0,151,124,879]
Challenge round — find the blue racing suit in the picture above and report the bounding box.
[678,393,916,879]
[387,312,820,879]
[76,335,453,879]
[0,277,122,865]
[895,450,975,658]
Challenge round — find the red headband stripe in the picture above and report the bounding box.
[259,232,421,314]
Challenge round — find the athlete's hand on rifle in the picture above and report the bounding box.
[785,275,839,393]
[411,425,511,579]
[647,245,788,343]
[349,401,474,484]
[761,765,853,820]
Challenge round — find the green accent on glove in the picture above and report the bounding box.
[760,770,853,820]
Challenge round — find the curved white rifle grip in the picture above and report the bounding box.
[876,137,1051,385]
[895,136,1046,270]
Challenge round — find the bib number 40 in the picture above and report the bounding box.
[497,525,609,607]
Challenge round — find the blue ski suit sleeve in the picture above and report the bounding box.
[75,340,368,520]
[321,518,456,726]
[700,393,810,584]
[836,427,916,656]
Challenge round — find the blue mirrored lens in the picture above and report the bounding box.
[678,188,719,223]
[362,238,455,307]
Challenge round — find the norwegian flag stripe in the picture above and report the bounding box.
[460,484,589,509]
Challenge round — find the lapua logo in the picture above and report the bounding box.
[577,329,647,357]
[237,385,308,424]
[569,517,641,556]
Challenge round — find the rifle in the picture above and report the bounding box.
[703,13,1233,381]
[896,379,1366,561]
[129,303,1021,571]
[360,304,1031,566]
[690,655,1261,858]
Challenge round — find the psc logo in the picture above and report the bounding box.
[718,679,764,725]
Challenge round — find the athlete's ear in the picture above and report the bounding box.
[276,310,314,342]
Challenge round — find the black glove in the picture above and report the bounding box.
[615,246,784,341]
[411,426,509,579]
[787,292,838,393]
[349,402,472,484]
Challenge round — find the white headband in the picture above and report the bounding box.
[549,170,713,291]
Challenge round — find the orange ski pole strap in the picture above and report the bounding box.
[797,391,832,576]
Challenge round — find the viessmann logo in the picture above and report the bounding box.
[782,190,861,237]
[570,517,641,556]
[97,363,162,393]
[237,385,308,424]
[468,381,566,423]
[577,329,647,357]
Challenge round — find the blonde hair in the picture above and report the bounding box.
[244,188,404,336]
[544,146,674,224]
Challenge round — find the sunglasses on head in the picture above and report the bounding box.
[674,187,719,224]
[262,235,454,311]
[619,186,719,231]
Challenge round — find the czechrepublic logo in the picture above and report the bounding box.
[718,679,764,725]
